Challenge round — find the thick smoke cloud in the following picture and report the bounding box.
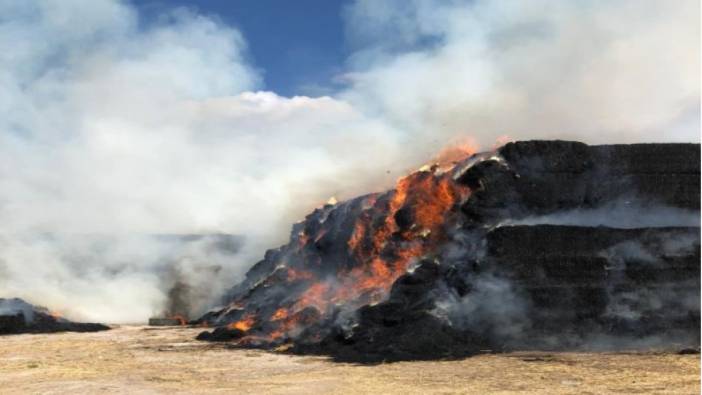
[0,0,698,322]
[0,1,404,322]
[342,0,700,149]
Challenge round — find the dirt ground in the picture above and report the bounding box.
[0,325,698,394]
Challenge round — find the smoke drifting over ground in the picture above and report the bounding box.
[0,0,698,322]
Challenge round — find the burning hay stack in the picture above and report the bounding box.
[0,298,109,335]
[197,140,700,362]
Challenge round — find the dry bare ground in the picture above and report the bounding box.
[0,325,698,394]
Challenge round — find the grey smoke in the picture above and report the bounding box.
[501,199,701,228]
[0,0,698,322]
[0,298,40,323]
[432,221,700,350]
[0,233,243,322]
[434,272,531,341]
[600,234,700,323]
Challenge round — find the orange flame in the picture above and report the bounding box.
[228,315,255,332]
[220,142,479,343]
[432,139,480,169]
[492,134,513,149]
[269,318,297,340]
[271,308,288,321]
[286,268,315,281]
[293,282,331,313]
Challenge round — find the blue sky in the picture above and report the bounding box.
[136,0,351,96]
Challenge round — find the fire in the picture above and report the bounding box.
[269,317,296,340]
[269,308,321,340]
[294,152,472,315]
[228,315,255,332]
[271,308,288,321]
[170,314,187,326]
[293,282,331,313]
[347,221,366,252]
[432,139,480,169]
[214,142,478,344]
[492,134,513,149]
[286,268,314,281]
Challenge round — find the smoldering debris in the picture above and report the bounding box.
[152,234,243,324]
[148,317,186,326]
[194,141,700,362]
[0,298,109,335]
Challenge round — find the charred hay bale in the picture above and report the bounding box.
[386,261,441,309]
[479,225,700,346]
[499,140,594,173]
[198,140,700,360]
[458,141,700,221]
[591,143,700,175]
[0,313,26,334]
[485,225,700,291]
[0,298,109,335]
[294,310,483,363]
[289,262,488,362]
[486,226,700,259]
[196,326,246,341]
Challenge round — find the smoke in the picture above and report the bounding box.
[0,233,245,322]
[501,199,702,228]
[341,0,700,148]
[591,234,701,349]
[431,223,700,351]
[0,1,406,322]
[0,298,39,323]
[435,272,531,341]
[600,234,701,321]
[0,0,698,322]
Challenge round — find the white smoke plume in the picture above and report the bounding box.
[0,0,404,322]
[0,0,698,322]
[501,199,701,228]
[342,0,700,148]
